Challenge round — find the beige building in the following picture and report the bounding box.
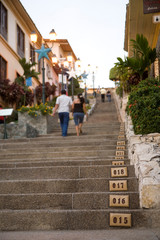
[0,0,43,88]
[124,0,160,77]
[45,38,77,93]
[0,0,78,101]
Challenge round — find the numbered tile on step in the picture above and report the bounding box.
[117,141,125,146]
[119,132,125,136]
[109,195,129,207]
[116,146,125,150]
[118,136,125,140]
[112,161,124,166]
[111,167,128,177]
[110,213,131,227]
[109,180,127,191]
[115,156,124,160]
[116,151,124,156]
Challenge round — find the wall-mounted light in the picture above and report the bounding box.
[67,53,73,63]
[30,31,37,43]
[52,54,58,64]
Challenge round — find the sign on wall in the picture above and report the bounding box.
[143,0,160,14]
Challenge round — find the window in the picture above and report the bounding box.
[0,56,7,81]
[0,1,8,40]
[16,72,20,78]
[17,24,25,58]
[30,44,35,63]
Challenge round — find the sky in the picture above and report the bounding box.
[20,0,129,88]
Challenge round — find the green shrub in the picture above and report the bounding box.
[88,95,94,99]
[116,85,123,98]
[18,103,53,117]
[126,78,160,135]
[86,104,91,111]
[46,97,57,107]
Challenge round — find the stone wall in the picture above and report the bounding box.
[112,89,128,122]
[125,115,160,209]
[113,91,160,209]
[0,113,59,139]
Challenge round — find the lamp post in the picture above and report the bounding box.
[67,53,74,100]
[92,71,95,96]
[81,71,88,103]
[92,66,98,97]
[87,65,98,97]
[30,29,57,104]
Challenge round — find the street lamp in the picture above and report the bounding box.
[81,71,88,103]
[92,71,95,96]
[30,29,57,104]
[76,58,81,68]
[87,64,98,97]
[67,53,74,100]
[49,29,57,42]
[67,57,81,100]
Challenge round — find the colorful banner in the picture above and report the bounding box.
[143,0,160,14]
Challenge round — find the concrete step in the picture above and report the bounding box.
[0,156,129,164]
[0,159,130,168]
[0,145,126,154]
[0,209,159,230]
[0,149,128,160]
[0,140,121,149]
[36,133,122,140]
[0,192,140,210]
[0,177,138,194]
[0,165,135,180]
[80,123,121,128]
[0,133,124,144]
[65,129,120,135]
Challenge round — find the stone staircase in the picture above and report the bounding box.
[0,96,159,230]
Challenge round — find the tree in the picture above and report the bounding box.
[114,34,157,92]
[15,58,39,106]
[0,79,25,107]
[68,77,83,97]
[15,58,39,86]
[114,57,131,93]
[35,82,56,104]
[109,67,119,81]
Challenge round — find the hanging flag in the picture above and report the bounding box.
[26,77,32,86]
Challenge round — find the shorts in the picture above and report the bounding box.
[73,112,84,126]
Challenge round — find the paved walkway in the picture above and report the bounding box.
[0,96,160,239]
[0,228,160,240]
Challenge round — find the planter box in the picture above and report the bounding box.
[0,113,59,139]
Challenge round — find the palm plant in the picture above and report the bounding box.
[129,34,157,79]
[15,58,39,86]
[114,34,157,92]
[15,58,39,106]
